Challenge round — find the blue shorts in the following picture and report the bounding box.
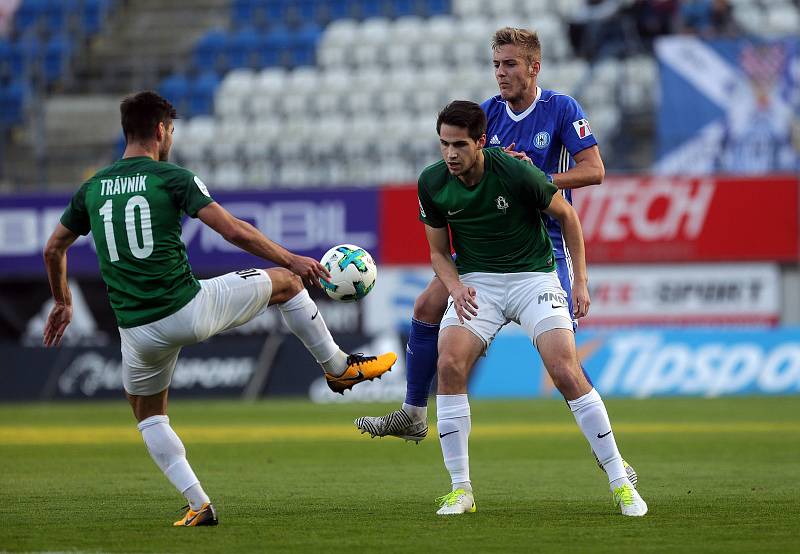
[554,256,578,332]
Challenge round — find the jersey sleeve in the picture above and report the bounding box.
[167,168,215,217]
[558,95,598,156]
[417,172,447,228]
[60,183,91,236]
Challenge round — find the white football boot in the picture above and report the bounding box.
[613,482,648,516]
[436,489,476,515]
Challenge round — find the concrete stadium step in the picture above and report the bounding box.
[70,0,230,94]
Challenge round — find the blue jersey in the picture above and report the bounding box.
[481,88,597,259]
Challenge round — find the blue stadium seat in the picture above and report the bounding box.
[289,24,320,66]
[317,0,349,22]
[10,37,42,77]
[389,0,415,17]
[194,30,228,72]
[0,80,29,127]
[13,0,47,33]
[43,35,72,84]
[82,0,109,35]
[232,0,255,27]
[260,27,291,67]
[158,74,190,110]
[227,28,260,69]
[0,40,11,73]
[423,0,450,16]
[350,0,383,19]
[285,0,315,26]
[188,72,221,116]
[261,0,285,21]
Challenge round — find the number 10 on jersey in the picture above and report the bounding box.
[99,195,154,261]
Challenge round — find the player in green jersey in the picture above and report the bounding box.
[417,101,646,517]
[41,91,397,527]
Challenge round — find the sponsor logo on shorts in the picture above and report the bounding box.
[538,292,567,305]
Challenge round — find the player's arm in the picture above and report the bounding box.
[543,195,591,318]
[197,202,329,287]
[551,145,604,190]
[42,223,80,347]
[424,224,477,323]
[502,143,603,190]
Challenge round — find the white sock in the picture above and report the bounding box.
[278,289,342,375]
[436,394,471,488]
[567,388,628,486]
[137,415,210,511]
[402,403,427,422]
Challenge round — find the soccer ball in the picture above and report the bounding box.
[319,244,377,302]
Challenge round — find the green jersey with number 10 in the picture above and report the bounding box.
[60,157,214,328]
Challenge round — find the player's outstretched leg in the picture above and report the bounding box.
[538,329,647,517]
[268,268,396,393]
[355,278,447,439]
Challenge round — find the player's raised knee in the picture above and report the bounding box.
[266,267,304,304]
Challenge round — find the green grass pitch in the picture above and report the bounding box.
[1,397,798,553]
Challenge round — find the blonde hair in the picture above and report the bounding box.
[491,27,541,64]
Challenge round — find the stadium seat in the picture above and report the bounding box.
[188,72,221,116]
[82,0,109,35]
[179,116,217,161]
[486,0,515,17]
[322,18,359,49]
[388,0,415,18]
[423,0,451,16]
[351,0,384,20]
[13,0,47,33]
[158,74,190,113]
[43,35,72,84]
[317,43,348,68]
[245,160,275,187]
[228,27,260,69]
[390,15,426,45]
[452,0,483,17]
[215,116,250,162]
[231,0,254,26]
[0,80,28,126]
[194,30,228,73]
[216,68,255,118]
[212,161,246,189]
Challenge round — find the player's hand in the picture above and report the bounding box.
[449,284,478,324]
[287,254,331,288]
[503,142,532,164]
[572,280,590,319]
[43,302,73,347]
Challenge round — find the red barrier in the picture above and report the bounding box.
[379,175,800,264]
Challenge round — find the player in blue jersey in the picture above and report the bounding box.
[356,27,638,486]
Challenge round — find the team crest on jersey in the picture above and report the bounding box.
[572,119,593,139]
[495,195,509,214]
[533,131,551,149]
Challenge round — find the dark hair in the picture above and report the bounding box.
[120,91,178,142]
[436,100,487,142]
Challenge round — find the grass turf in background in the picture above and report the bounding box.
[1,397,798,553]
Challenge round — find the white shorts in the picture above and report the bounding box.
[440,271,573,351]
[119,269,273,396]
